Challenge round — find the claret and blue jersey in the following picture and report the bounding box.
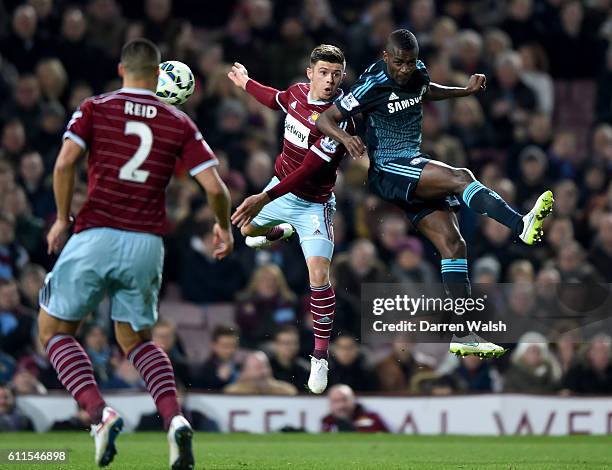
[335,59,430,172]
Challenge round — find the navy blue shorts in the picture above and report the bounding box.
[368,155,460,226]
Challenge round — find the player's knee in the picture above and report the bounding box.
[452,168,476,190]
[307,260,330,286]
[38,330,53,350]
[241,224,257,237]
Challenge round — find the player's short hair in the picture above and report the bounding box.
[120,38,161,77]
[310,44,345,68]
[387,29,419,53]
[212,325,239,342]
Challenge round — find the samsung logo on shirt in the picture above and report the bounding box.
[387,95,422,114]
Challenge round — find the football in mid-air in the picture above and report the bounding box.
[156,60,195,105]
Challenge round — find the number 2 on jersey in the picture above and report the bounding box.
[119,121,152,183]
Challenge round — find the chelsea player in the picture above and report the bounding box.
[316,29,554,358]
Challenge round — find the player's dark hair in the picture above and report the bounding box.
[120,38,161,76]
[310,44,346,68]
[212,325,239,342]
[387,29,419,53]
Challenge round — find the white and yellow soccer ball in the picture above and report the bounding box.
[156,61,195,106]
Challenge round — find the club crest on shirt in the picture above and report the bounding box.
[340,93,360,111]
[320,136,338,153]
[308,112,320,125]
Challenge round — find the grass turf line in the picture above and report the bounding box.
[0,432,610,469]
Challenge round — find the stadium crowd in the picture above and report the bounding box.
[1,0,612,430]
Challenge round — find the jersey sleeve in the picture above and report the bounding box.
[335,73,382,118]
[64,99,94,149]
[181,117,218,176]
[245,79,289,112]
[310,118,354,163]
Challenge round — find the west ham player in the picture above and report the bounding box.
[227,45,354,394]
[316,30,554,358]
[38,39,232,469]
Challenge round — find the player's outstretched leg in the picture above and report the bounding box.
[415,161,553,242]
[38,310,123,467]
[306,257,335,394]
[244,222,294,249]
[417,212,506,359]
[117,323,194,470]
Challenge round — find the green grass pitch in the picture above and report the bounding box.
[0,432,610,469]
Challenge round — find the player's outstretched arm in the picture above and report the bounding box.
[47,138,84,254]
[194,167,234,259]
[425,74,487,101]
[316,105,365,159]
[227,62,283,110]
[231,147,327,228]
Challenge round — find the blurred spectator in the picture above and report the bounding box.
[0,120,27,166]
[50,405,91,431]
[562,334,612,394]
[18,151,54,220]
[191,326,240,391]
[448,355,501,392]
[152,319,190,387]
[179,219,247,303]
[0,5,47,73]
[0,384,33,431]
[82,324,116,389]
[376,337,433,392]
[333,239,394,306]
[86,0,128,58]
[1,74,43,142]
[503,332,561,393]
[500,0,540,47]
[556,240,601,283]
[236,264,297,348]
[328,335,379,392]
[588,212,612,281]
[390,236,437,284]
[55,7,111,91]
[0,278,35,359]
[10,367,47,395]
[482,51,536,147]
[0,352,16,384]
[518,43,554,114]
[3,185,44,257]
[18,263,45,311]
[224,351,297,395]
[321,384,389,432]
[35,58,68,104]
[506,259,535,283]
[268,325,309,390]
[137,383,219,432]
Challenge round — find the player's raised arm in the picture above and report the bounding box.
[227,62,287,111]
[425,74,487,101]
[316,105,365,159]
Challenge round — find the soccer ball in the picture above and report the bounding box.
[156,61,195,106]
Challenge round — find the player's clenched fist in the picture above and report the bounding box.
[466,74,486,94]
[342,135,366,160]
[227,62,250,89]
